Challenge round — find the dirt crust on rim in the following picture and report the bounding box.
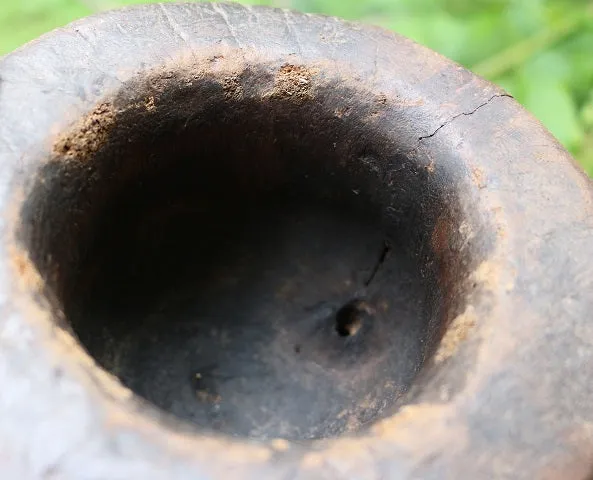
[53,102,116,162]
[434,305,477,363]
[271,64,318,99]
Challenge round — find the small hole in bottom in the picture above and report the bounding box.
[335,301,368,337]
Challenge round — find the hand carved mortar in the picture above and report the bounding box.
[1,3,592,479]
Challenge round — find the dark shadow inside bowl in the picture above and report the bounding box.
[17,63,477,441]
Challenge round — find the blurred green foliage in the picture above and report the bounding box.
[1,0,592,172]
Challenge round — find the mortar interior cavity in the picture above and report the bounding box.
[18,63,459,441]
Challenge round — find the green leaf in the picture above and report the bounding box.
[523,50,572,84]
[522,77,584,150]
[0,0,90,56]
[444,0,509,17]
[389,12,469,62]
[505,0,546,36]
[581,92,593,128]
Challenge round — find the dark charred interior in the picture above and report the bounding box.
[17,64,470,441]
